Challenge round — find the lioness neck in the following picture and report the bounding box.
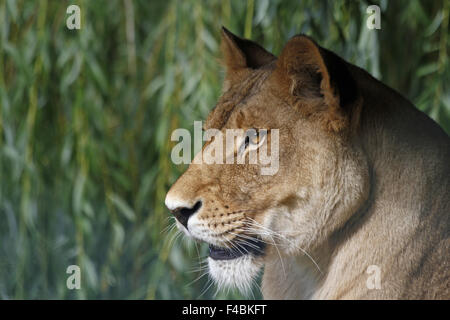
[321,66,449,299]
[266,65,450,300]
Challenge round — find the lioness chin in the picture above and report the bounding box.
[165,27,450,299]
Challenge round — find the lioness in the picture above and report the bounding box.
[165,27,450,299]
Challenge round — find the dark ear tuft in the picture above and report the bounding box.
[319,47,358,112]
[220,27,275,71]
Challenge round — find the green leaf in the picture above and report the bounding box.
[416,63,439,77]
[108,193,136,221]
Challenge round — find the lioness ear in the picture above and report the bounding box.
[220,27,275,71]
[275,35,360,132]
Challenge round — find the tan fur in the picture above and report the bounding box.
[166,28,450,299]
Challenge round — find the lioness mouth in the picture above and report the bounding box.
[208,237,266,260]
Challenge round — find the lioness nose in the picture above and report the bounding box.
[169,200,202,230]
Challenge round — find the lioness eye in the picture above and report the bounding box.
[244,135,250,149]
[243,131,259,151]
[250,132,259,145]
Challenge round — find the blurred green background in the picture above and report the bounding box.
[0,0,448,299]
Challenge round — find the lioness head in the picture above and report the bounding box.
[165,28,370,295]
